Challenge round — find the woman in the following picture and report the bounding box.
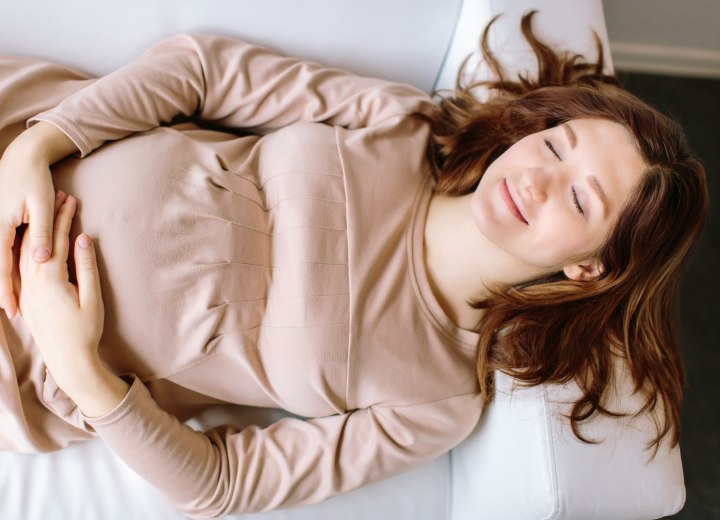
[0,12,707,517]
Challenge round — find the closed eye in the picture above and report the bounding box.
[544,139,561,160]
[571,187,585,215]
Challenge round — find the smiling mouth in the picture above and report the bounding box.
[501,179,528,224]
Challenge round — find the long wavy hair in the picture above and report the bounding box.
[424,11,708,455]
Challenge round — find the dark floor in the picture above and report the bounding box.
[615,71,720,520]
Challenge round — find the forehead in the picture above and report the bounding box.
[568,118,639,150]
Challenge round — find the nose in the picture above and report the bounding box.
[520,167,552,203]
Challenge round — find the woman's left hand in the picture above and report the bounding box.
[18,190,106,396]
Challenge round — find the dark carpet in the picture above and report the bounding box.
[617,71,720,520]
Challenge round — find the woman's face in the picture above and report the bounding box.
[470,118,647,279]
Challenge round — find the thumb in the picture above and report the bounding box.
[75,234,101,309]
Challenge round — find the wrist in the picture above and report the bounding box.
[59,357,130,418]
[7,121,79,165]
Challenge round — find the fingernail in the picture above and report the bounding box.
[34,248,50,261]
[78,234,92,249]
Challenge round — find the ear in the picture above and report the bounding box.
[563,259,604,282]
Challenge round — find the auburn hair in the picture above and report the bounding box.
[423,11,708,454]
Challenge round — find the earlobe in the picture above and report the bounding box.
[563,259,604,282]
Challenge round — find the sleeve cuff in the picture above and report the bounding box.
[82,373,147,427]
[27,114,94,158]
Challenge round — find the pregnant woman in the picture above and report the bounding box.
[0,13,707,517]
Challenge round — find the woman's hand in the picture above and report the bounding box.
[0,122,80,321]
[18,192,103,385]
[18,191,129,417]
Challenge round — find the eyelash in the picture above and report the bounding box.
[571,187,584,215]
[544,139,561,160]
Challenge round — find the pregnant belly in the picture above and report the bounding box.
[42,127,351,415]
[48,129,248,379]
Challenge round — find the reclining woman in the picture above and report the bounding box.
[0,12,707,518]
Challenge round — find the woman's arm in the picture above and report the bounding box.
[86,376,481,517]
[29,34,435,158]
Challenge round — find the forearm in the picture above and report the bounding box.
[82,380,482,517]
[27,35,207,157]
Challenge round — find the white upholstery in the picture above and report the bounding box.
[451,372,685,520]
[0,0,462,94]
[0,1,685,519]
[434,0,613,93]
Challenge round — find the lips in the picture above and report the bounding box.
[501,179,528,224]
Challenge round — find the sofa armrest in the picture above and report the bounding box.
[449,371,685,520]
[434,0,613,93]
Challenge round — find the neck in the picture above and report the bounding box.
[423,191,547,331]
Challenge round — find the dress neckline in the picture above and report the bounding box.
[407,174,480,350]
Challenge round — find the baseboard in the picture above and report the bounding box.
[610,41,720,78]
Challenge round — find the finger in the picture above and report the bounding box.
[7,191,69,319]
[0,222,18,319]
[54,190,68,219]
[27,194,55,264]
[75,233,101,311]
[50,194,77,265]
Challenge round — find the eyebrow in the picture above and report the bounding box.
[562,123,577,149]
[563,122,609,218]
[588,175,609,217]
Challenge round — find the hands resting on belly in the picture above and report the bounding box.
[0,122,129,418]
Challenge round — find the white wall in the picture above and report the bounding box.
[602,0,720,77]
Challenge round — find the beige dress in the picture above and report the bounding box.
[0,35,483,517]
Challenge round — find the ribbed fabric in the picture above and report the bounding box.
[0,35,483,515]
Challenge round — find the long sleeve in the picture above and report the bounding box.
[28,33,435,157]
[84,376,482,518]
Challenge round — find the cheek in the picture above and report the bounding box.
[534,221,604,267]
[470,177,505,235]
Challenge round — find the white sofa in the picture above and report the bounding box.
[0,1,685,519]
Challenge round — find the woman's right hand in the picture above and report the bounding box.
[0,122,79,320]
